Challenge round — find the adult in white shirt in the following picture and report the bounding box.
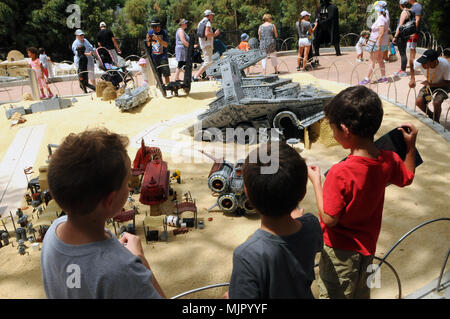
[193,10,220,81]
[409,49,450,123]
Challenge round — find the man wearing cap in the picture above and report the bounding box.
[193,10,220,81]
[72,29,96,86]
[409,49,450,123]
[146,17,170,85]
[97,22,121,64]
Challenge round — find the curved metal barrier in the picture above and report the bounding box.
[326,61,340,82]
[386,75,398,103]
[281,37,295,52]
[171,283,230,299]
[340,33,360,47]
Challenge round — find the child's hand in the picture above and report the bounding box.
[308,165,322,186]
[398,123,418,152]
[119,232,145,258]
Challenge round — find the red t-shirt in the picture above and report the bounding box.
[322,150,414,256]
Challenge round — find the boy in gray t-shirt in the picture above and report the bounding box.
[225,142,323,299]
[41,129,165,299]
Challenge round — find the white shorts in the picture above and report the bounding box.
[407,41,417,50]
[298,38,311,47]
[355,46,362,55]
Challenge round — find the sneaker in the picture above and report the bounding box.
[358,78,370,85]
[47,93,54,98]
[377,77,388,83]
[40,94,46,99]
[296,66,301,71]
[192,76,199,82]
[394,70,407,77]
[355,59,362,63]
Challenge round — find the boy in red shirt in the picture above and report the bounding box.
[308,85,418,299]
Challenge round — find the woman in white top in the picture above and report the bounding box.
[359,1,390,85]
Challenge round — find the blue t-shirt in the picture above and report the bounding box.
[411,2,423,32]
[147,29,169,59]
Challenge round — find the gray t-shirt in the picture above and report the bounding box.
[296,20,312,38]
[41,216,162,299]
[229,213,323,299]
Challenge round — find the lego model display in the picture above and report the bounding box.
[188,45,335,143]
[132,140,170,207]
[115,87,150,111]
[200,151,256,216]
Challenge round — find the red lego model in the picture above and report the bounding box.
[133,139,170,206]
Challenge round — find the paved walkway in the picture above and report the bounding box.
[1,47,449,133]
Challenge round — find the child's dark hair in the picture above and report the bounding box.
[76,45,86,56]
[443,48,450,58]
[324,85,383,138]
[48,128,130,216]
[243,142,307,218]
[27,47,38,56]
[39,48,46,55]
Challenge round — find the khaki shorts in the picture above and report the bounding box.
[418,86,450,104]
[318,245,374,299]
[201,45,213,68]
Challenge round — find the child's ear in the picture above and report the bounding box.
[340,123,350,136]
[101,191,116,210]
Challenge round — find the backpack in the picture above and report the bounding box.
[399,10,416,39]
[197,19,208,39]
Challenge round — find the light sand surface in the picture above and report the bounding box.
[0,73,448,299]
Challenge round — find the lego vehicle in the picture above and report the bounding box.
[187,45,335,144]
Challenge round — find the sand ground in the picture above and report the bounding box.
[0,72,449,299]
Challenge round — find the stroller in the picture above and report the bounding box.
[95,47,133,89]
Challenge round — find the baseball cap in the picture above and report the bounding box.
[399,0,408,5]
[178,19,189,25]
[301,11,311,17]
[240,33,249,41]
[100,22,106,27]
[74,29,84,36]
[151,17,161,26]
[204,10,215,16]
[417,49,439,64]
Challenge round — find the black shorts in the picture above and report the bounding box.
[153,56,171,77]
[177,61,186,69]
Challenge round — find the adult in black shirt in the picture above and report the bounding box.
[97,22,121,64]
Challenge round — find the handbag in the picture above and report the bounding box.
[399,10,416,39]
[399,20,416,39]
